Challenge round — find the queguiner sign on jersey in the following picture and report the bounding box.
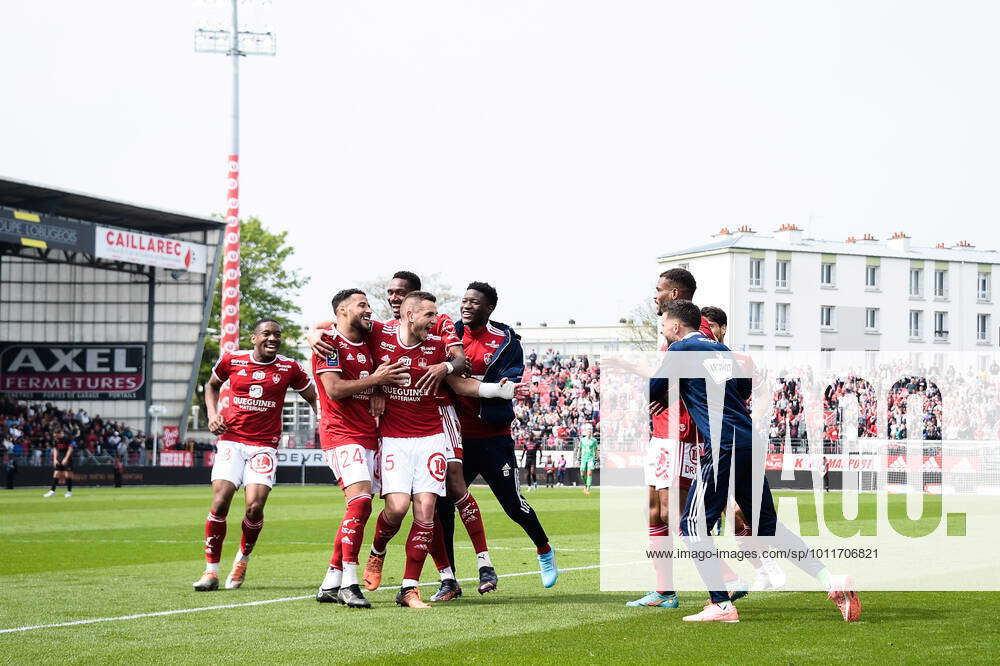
[0,343,147,400]
[95,226,209,273]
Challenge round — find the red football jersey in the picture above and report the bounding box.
[652,316,715,441]
[455,322,511,439]
[312,331,377,451]
[212,350,311,448]
[386,312,462,407]
[370,324,450,438]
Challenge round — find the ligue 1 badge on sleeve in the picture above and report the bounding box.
[326,349,340,368]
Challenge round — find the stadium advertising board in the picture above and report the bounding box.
[94,225,209,273]
[0,207,95,253]
[275,449,326,467]
[159,451,194,467]
[0,343,147,400]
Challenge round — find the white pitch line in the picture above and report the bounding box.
[0,562,632,635]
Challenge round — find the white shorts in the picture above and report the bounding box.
[439,405,463,463]
[380,433,448,497]
[324,444,381,494]
[644,437,698,490]
[211,441,277,489]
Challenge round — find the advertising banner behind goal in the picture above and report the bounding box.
[94,225,209,273]
[0,342,147,400]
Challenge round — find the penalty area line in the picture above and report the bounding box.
[0,562,633,635]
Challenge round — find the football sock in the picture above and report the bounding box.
[50,481,57,492]
[66,478,73,492]
[372,511,401,554]
[476,551,493,569]
[456,492,489,555]
[403,520,434,584]
[438,566,456,582]
[430,520,451,572]
[536,543,551,555]
[340,494,372,566]
[204,511,227,564]
[322,566,342,590]
[817,567,833,590]
[649,522,672,595]
[342,562,359,588]
[239,516,263,559]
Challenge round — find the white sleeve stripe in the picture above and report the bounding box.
[315,368,342,374]
[446,341,463,347]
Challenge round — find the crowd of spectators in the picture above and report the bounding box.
[1,397,151,466]
[512,349,600,458]
[767,361,1000,453]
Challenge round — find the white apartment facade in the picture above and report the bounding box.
[658,226,1000,354]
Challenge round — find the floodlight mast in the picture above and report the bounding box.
[194,0,275,355]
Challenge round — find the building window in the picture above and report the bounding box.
[909,268,923,297]
[775,303,790,334]
[865,308,879,331]
[909,310,923,338]
[820,305,834,329]
[865,265,879,289]
[978,314,990,342]
[820,262,835,287]
[978,272,991,301]
[934,269,948,298]
[934,311,949,340]
[775,260,789,289]
[749,258,763,288]
[749,302,763,332]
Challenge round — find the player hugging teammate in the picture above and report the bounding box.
[306,274,557,609]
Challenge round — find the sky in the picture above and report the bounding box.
[2,0,1000,327]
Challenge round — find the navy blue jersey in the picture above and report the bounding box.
[650,333,752,450]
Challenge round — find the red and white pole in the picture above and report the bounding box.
[219,0,242,354]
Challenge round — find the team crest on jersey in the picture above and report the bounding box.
[400,357,412,367]
[252,370,265,380]
[272,374,280,383]
[326,349,340,368]
[359,370,370,379]
[484,352,494,364]
[357,353,366,364]
[417,357,427,368]
[249,385,263,398]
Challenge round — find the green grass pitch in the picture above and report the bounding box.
[2,485,998,664]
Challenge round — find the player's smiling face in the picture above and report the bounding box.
[461,289,492,326]
[251,321,282,360]
[386,278,414,319]
[406,299,438,341]
[344,293,373,335]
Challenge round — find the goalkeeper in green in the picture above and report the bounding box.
[577,427,599,494]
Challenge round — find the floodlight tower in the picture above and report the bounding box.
[195,0,276,354]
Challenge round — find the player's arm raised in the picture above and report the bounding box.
[318,360,409,400]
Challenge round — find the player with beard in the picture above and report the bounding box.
[312,289,410,608]
[359,292,525,608]
[447,282,558,589]
[194,319,317,592]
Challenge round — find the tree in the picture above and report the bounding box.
[196,217,309,401]
[355,272,459,321]
[621,301,659,350]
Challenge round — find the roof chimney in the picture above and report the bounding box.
[954,240,975,248]
[774,223,803,244]
[712,227,732,238]
[846,236,857,244]
[857,233,878,244]
[934,242,946,249]
[734,225,755,234]
[887,231,911,252]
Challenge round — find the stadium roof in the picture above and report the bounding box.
[0,176,222,235]
[660,230,1000,264]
